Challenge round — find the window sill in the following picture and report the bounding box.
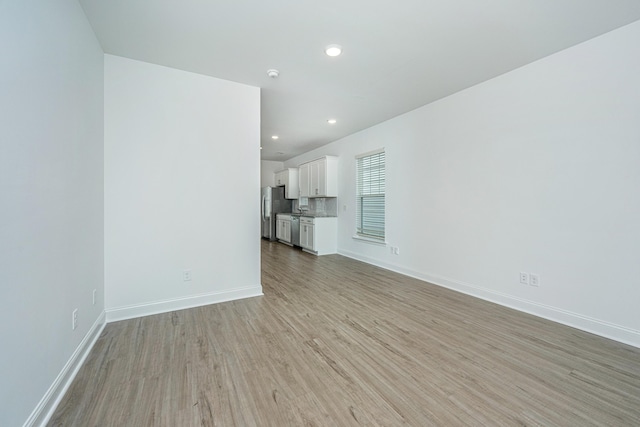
[352,235,387,246]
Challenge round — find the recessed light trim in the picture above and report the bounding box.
[325,44,342,57]
[271,135,279,140]
[327,119,337,124]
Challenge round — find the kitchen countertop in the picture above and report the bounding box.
[278,212,337,218]
[300,213,337,218]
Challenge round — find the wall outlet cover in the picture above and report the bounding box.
[530,274,540,287]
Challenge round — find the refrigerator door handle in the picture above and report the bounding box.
[261,195,266,221]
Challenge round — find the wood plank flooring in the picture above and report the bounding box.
[49,240,640,426]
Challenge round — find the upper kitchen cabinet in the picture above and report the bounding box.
[299,156,338,198]
[275,168,299,199]
[299,163,311,198]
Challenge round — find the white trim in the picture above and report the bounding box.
[352,234,387,246]
[355,147,385,159]
[338,249,640,349]
[105,286,263,322]
[24,311,107,427]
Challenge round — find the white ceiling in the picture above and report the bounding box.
[79,0,640,161]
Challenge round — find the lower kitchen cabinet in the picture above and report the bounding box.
[276,215,292,244]
[299,218,314,250]
[300,216,337,255]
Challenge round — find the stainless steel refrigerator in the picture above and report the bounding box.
[261,186,292,240]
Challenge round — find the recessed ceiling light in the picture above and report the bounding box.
[327,119,337,124]
[325,44,342,57]
[272,135,279,140]
[260,146,263,150]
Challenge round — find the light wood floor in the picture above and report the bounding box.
[50,240,640,426]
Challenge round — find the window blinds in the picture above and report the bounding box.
[356,150,385,240]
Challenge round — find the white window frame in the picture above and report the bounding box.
[354,148,385,243]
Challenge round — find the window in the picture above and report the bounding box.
[356,149,385,241]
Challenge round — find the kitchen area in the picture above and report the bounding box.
[261,156,338,255]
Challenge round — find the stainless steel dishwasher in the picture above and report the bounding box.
[290,215,301,247]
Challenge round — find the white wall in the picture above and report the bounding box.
[261,160,284,187]
[286,21,640,347]
[104,55,261,320]
[0,0,105,425]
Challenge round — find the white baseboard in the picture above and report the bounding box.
[105,286,264,323]
[24,311,107,427]
[338,250,640,349]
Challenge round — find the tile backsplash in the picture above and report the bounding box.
[293,197,338,216]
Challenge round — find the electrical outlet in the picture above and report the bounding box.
[183,269,192,282]
[394,247,400,255]
[519,272,529,285]
[530,274,540,287]
[390,246,395,254]
[92,289,97,305]
[72,309,78,330]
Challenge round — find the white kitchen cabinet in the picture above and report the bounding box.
[311,159,325,197]
[299,217,314,251]
[299,163,311,198]
[275,170,283,186]
[274,168,299,199]
[298,156,338,198]
[276,214,292,244]
[300,216,337,255]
